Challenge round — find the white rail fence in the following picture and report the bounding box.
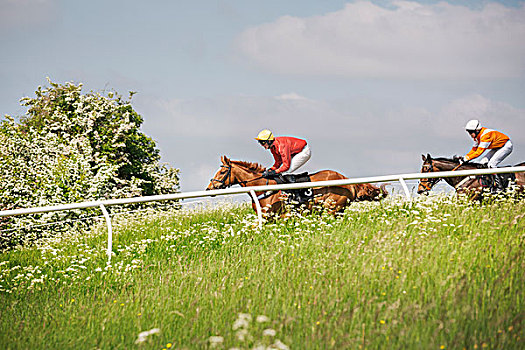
[2,166,524,264]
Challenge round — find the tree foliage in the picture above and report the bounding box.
[0,79,179,249]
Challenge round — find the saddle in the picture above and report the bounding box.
[272,172,314,204]
[477,166,516,193]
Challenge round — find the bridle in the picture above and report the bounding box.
[419,160,441,192]
[209,164,233,189]
[209,164,266,189]
[419,159,467,192]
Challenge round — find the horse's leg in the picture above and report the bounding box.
[310,193,345,215]
[308,185,356,215]
[515,173,525,189]
[501,173,525,200]
[251,193,286,222]
[458,186,484,201]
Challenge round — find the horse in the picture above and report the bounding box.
[206,156,388,217]
[417,154,525,200]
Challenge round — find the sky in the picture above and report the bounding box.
[2,0,525,194]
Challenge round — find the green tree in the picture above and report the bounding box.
[0,79,179,249]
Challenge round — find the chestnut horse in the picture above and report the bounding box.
[417,154,525,200]
[206,156,387,217]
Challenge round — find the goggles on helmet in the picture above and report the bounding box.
[258,139,272,146]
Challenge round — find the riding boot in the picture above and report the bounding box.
[494,174,505,192]
[295,191,307,205]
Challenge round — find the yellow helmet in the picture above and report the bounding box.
[255,129,274,141]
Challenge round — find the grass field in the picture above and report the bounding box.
[0,194,524,349]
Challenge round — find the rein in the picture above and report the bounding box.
[449,163,475,189]
[451,163,463,172]
[420,160,470,191]
[210,164,268,188]
[239,175,266,186]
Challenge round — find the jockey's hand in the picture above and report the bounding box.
[459,156,467,164]
[262,169,277,178]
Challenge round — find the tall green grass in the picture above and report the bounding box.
[1,195,524,349]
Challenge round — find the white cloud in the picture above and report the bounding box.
[275,92,308,101]
[136,92,525,191]
[436,94,525,143]
[236,1,525,78]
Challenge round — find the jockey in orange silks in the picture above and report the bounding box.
[460,119,513,168]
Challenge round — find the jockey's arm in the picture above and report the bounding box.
[276,155,291,173]
[465,146,486,161]
[274,144,292,173]
[270,148,282,172]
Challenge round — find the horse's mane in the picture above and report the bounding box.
[231,160,265,173]
[431,156,487,169]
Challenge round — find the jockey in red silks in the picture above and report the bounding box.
[460,119,513,168]
[255,129,311,179]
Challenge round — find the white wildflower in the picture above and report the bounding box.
[232,313,252,330]
[263,328,277,337]
[235,328,250,342]
[256,315,270,323]
[271,339,290,350]
[134,328,160,344]
[208,336,224,348]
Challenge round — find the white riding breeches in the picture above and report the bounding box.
[285,145,311,174]
[482,140,513,168]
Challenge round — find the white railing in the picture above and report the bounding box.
[2,166,524,264]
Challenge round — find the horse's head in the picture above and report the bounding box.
[356,183,388,201]
[206,156,267,191]
[206,156,235,190]
[417,153,440,195]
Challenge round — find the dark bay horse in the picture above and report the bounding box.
[417,154,525,200]
[206,156,387,217]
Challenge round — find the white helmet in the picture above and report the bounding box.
[465,119,481,132]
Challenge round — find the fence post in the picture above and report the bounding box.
[399,177,412,200]
[249,190,263,229]
[99,204,113,265]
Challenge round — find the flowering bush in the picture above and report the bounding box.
[0,79,179,249]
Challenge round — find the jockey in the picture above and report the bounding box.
[255,129,311,179]
[460,120,513,168]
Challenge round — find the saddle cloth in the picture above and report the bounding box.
[273,172,313,204]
